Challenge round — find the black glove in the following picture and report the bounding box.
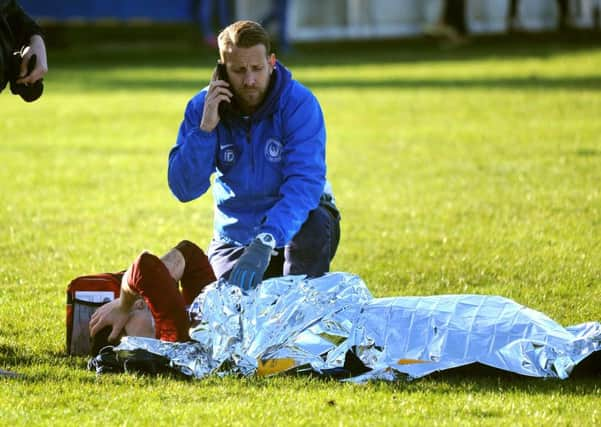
[229,234,274,291]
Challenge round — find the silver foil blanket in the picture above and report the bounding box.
[115,273,600,382]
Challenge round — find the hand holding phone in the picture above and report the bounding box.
[214,63,234,119]
[200,62,234,132]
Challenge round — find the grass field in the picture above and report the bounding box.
[1,26,600,425]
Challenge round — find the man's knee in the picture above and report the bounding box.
[284,205,340,276]
[207,239,246,280]
[291,207,331,249]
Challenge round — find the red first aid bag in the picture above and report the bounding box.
[66,273,122,355]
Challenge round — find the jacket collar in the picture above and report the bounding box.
[249,60,292,121]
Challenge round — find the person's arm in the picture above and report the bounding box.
[5,0,41,43]
[5,1,47,83]
[89,271,139,343]
[258,84,326,246]
[168,93,220,202]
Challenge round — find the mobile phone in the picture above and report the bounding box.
[212,62,236,119]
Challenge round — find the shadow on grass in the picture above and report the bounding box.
[359,352,601,395]
[78,75,601,92]
[42,25,601,94]
[0,343,40,367]
[245,349,601,395]
[433,356,599,385]
[575,148,601,157]
[1,342,81,368]
[3,345,598,393]
[45,23,601,67]
[286,30,601,66]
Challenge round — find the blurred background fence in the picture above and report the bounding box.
[19,0,601,41]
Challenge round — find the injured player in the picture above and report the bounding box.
[89,241,216,349]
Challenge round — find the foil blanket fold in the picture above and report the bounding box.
[115,272,600,382]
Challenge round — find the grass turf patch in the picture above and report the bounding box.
[1,27,600,425]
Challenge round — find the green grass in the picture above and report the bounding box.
[1,27,600,425]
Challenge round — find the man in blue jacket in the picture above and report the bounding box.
[168,20,340,291]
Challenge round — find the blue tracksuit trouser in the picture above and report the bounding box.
[208,202,340,281]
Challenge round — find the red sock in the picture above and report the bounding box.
[128,252,190,342]
[175,240,217,305]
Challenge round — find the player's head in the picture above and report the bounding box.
[217,21,276,114]
[90,299,154,355]
[218,20,271,61]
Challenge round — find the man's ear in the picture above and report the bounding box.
[269,53,276,70]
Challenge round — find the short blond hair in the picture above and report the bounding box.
[218,20,271,59]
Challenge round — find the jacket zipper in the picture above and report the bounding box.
[246,123,254,173]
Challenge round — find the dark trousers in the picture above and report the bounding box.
[443,0,467,35]
[208,203,341,280]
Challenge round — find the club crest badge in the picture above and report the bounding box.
[265,138,282,162]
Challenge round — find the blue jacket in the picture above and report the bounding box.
[168,62,327,247]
